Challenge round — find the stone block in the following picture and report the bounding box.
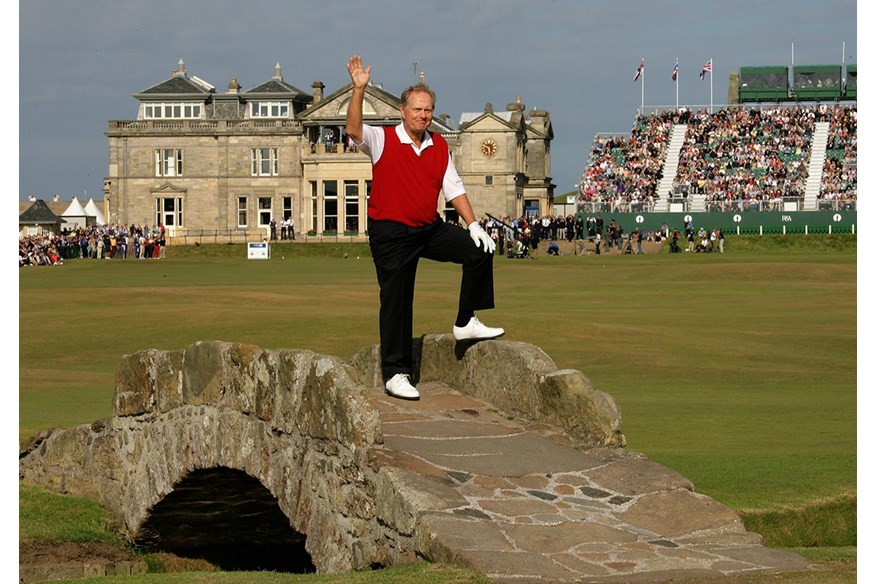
[620,490,745,539]
[376,467,467,535]
[538,369,625,448]
[586,457,695,496]
[114,348,181,415]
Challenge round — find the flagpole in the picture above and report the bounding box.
[676,59,679,110]
[641,62,645,109]
[710,57,714,113]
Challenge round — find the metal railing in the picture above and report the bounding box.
[574,194,856,215]
[166,229,369,246]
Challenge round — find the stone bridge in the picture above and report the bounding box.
[19,336,808,582]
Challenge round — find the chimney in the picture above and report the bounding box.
[528,109,548,132]
[274,63,283,81]
[227,76,241,94]
[173,58,186,77]
[418,71,425,84]
[312,80,325,104]
[506,95,525,112]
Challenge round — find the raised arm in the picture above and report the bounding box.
[345,55,371,143]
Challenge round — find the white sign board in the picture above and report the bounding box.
[247,241,270,260]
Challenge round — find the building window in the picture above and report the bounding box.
[238,197,248,228]
[344,180,359,233]
[310,181,318,233]
[258,197,272,227]
[250,101,290,118]
[155,149,183,177]
[282,196,292,221]
[323,181,338,233]
[156,197,184,228]
[251,148,279,176]
[143,102,202,119]
[485,175,494,186]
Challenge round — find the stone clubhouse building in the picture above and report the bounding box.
[103,59,554,241]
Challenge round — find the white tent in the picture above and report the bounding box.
[84,198,106,226]
[61,197,89,229]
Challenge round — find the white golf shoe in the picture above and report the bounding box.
[385,373,420,400]
[453,316,505,341]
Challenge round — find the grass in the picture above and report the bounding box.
[19,484,127,546]
[740,495,857,548]
[18,234,857,581]
[30,562,496,584]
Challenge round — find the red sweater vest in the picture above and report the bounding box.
[368,126,448,226]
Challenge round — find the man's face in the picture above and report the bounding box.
[400,91,434,139]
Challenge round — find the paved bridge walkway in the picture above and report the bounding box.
[368,380,808,583]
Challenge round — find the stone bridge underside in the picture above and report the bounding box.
[19,336,808,581]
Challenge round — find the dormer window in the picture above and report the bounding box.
[251,101,290,118]
[143,102,202,119]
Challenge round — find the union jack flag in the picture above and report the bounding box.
[672,59,679,82]
[634,59,644,82]
[700,59,712,80]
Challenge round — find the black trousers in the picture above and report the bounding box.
[368,218,495,381]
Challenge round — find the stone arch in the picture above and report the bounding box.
[120,405,379,573]
[116,405,308,544]
[136,466,315,572]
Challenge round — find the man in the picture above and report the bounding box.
[345,54,503,401]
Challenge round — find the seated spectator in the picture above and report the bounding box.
[674,106,814,209]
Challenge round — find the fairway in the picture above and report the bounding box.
[19,240,856,514]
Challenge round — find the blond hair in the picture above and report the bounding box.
[399,83,436,107]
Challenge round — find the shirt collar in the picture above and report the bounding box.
[395,123,433,151]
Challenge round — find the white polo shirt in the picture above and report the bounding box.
[352,123,466,202]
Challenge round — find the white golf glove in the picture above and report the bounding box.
[468,222,496,254]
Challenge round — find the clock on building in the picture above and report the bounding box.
[480,138,498,157]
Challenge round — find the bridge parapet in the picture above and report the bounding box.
[351,334,625,449]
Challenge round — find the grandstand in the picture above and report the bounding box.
[577,64,857,235]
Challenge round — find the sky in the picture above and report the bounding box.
[18,0,857,203]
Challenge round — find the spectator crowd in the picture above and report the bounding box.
[819,105,857,210]
[577,103,857,212]
[20,224,167,267]
[674,106,813,211]
[473,214,676,258]
[578,111,673,212]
